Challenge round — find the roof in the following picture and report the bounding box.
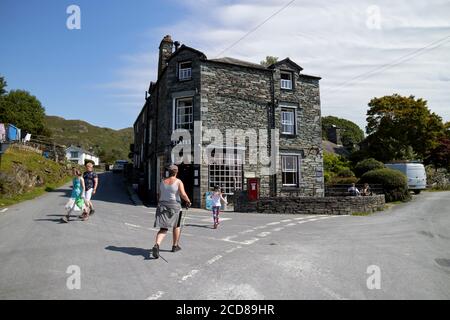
[268,57,303,72]
[66,145,98,157]
[208,57,269,71]
[322,140,350,157]
[166,44,207,63]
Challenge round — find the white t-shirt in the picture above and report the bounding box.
[211,192,222,207]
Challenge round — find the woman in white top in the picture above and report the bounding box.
[152,164,191,259]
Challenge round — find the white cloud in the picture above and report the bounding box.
[105,0,450,130]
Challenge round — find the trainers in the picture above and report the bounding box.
[61,216,69,223]
[90,209,95,216]
[172,245,182,253]
[152,244,160,259]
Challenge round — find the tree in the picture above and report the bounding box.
[0,90,46,135]
[322,116,365,150]
[364,94,444,161]
[426,137,450,170]
[260,56,278,67]
[0,75,7,96]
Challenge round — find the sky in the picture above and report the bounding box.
[0,0,449,131]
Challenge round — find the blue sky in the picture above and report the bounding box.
[1,0,449,130]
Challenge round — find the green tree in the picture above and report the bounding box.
[0,75,7,96]
[322,116,364,150]
[260,56,278,67]
[364,94,444,162]
[426,137,450,170]
[0,90,46,135]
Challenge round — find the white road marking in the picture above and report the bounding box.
[281,219,292,222]
[0,208,8,213]
[308,218,318,222]
[285,223,296,227]
[241,238,259,245]
[294,217,311,220]
[257,232,271,237]
[125,223,141,228]
[146,291,165,300]
[207,255,223,265]
[267,221,280,225]
[239,229,255,234]
[179,269,199,282]
[272,227,284,232]
[253,225,267,230]
[225,246,242,253]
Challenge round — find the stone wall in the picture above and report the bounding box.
[234,191,385,215]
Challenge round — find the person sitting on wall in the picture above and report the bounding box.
[361,183,372,196]
[348,183,360,196]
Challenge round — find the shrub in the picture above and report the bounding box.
[354,158,385,177]
[330,176,359,185]
[359,168,411,202]
[337,168,355,178]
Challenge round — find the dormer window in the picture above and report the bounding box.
[280,71,293,90]
[179,61,192,81]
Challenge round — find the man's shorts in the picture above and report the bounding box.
[84,188,94,201]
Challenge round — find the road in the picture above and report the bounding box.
[0,172,449,299]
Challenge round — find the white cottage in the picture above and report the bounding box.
[65,145,99,165]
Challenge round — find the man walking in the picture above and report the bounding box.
[83,162,98,217]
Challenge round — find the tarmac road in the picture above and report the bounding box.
[0,172,449,299]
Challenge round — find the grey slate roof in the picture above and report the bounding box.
[208,57,269,70]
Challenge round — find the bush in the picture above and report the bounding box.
[354,158,385,177]
[337,168,355,178]
[359,168,410,202]
[330,176,359,185]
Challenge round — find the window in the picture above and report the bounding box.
[281,107,296,135]
[179,61,192,81]
[281,155,299,186]
[176,98,193,130]
[208,149,243,195]
[280,72,292,90]
[70,151,79,158]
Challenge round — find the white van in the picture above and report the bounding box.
[384,162,427,194]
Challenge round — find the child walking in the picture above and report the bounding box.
[211,186,227,229]
[62,168,86,223]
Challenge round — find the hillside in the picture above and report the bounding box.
[44,115,133,164]
[0,145,74,207]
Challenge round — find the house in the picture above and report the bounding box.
[65,145,99,165]
[133,35,324,207]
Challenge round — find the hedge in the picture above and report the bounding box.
[359,168,411,202]
[354,158,385,177]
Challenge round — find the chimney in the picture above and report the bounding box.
[174,41,180,51]
[327,125,342,145]
[158,35,174,78]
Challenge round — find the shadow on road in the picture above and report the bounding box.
[105,246,155,260]
[34,214,82,223]
[185,224,215,229]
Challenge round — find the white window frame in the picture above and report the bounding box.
[281,154,300,187]
[208,148,243,195]
[179,61,192,81]
[173,97,194,131]
[280,106,297,135]
[70,151,79,158]
[280,71,293,90]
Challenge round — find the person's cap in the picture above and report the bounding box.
[167,164,178,171]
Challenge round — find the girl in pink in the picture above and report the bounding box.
[211,186,227,229]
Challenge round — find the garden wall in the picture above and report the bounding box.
[234,191,385,215]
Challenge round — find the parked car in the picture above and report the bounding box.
[385,162,427,194]
[112,160,128,173]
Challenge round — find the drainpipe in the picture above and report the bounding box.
[270,70,277,197]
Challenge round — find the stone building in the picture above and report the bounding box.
[133,35,324,207]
